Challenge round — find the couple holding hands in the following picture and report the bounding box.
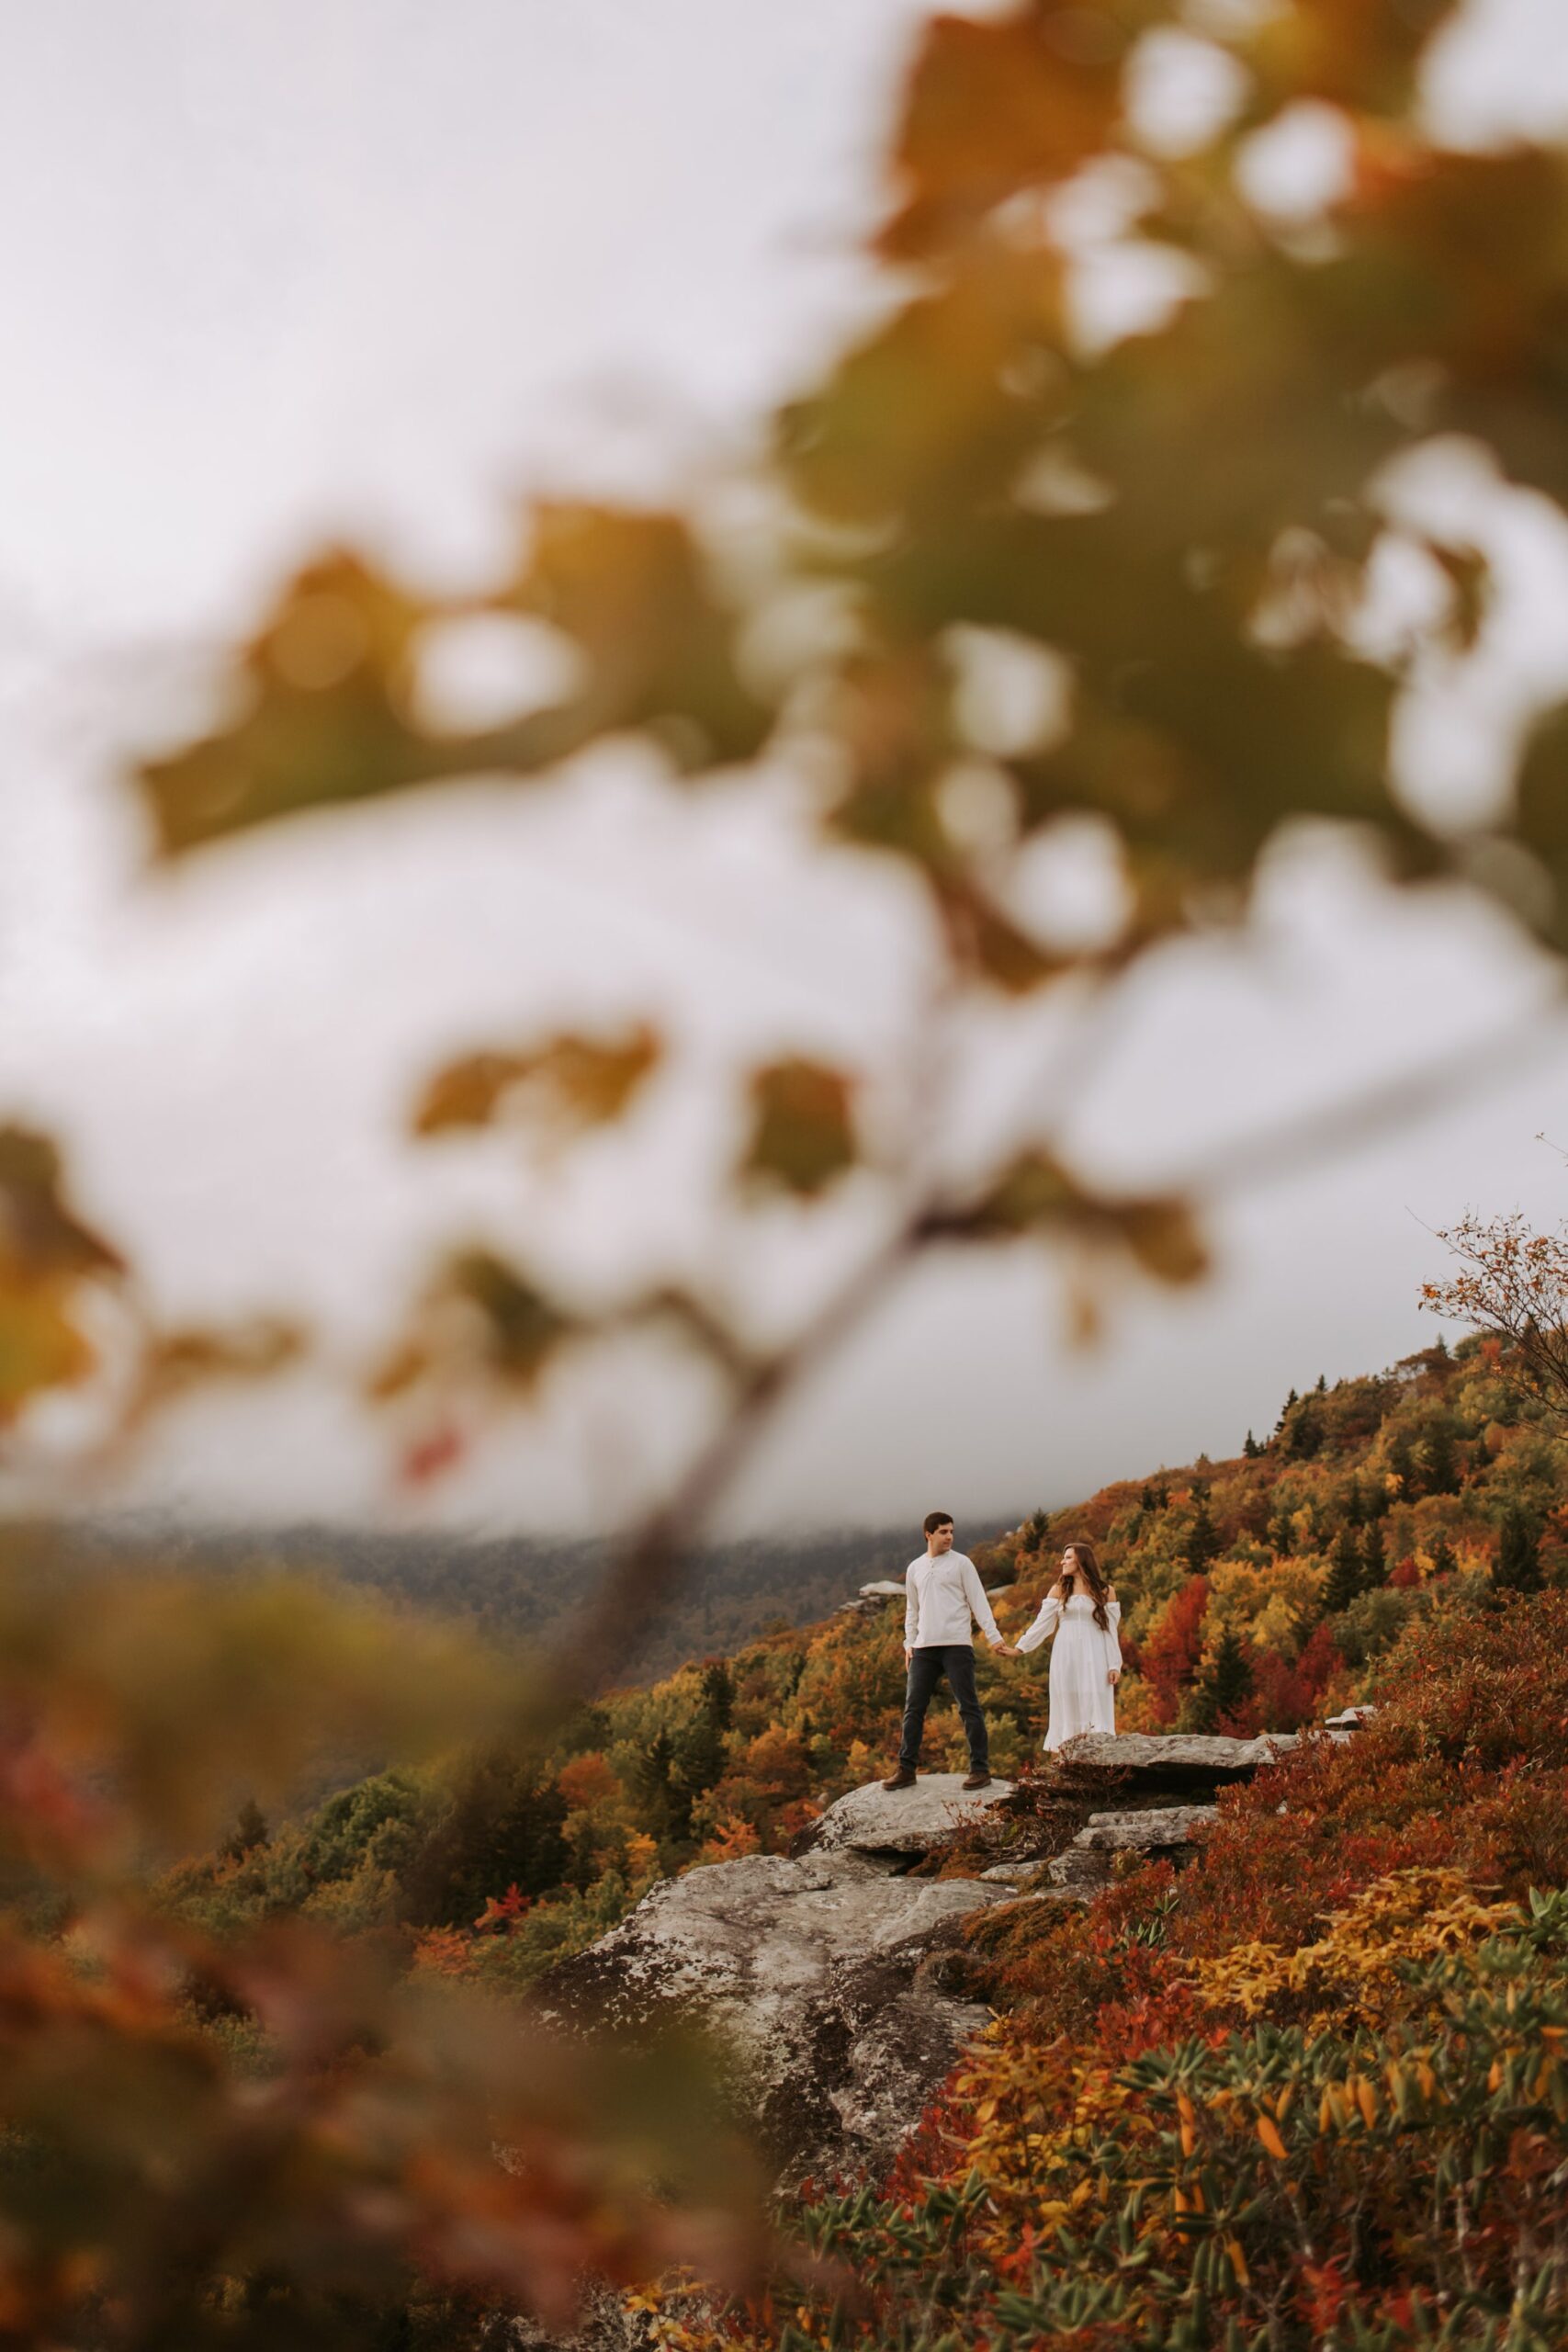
[882,1511,1122,1792]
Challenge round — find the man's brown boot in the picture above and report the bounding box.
[962,1771,993,1791]
[882,1767,917,1791]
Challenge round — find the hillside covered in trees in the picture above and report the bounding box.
[158,1329,1562,2002]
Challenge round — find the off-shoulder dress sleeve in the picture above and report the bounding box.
[1015,1593,1062,1655]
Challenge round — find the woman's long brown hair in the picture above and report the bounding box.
[1065,1540,1112,1631]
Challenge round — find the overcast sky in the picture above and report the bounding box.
[4,0,1568,1539]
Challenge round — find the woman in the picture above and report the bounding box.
[1013,1541,1122,1751]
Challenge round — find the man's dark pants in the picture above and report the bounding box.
[898,1643,988,1773]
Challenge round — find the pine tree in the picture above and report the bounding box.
[1242,1430,1262,1459]
[1429,1534,1459,1579]
[1276,1387,1299,1431]
[673,1664,735,1827]
[1360,1524,1388,1590]
[1189,1625,1254,1733]
[1269,1504,1295,1557]
[1314,1373,1328,1394]
[1325,1526,1361,1613]
[699,1659,734,1730]
[220,1797,269,1863]
[1495,1507,1543,1594]
[1184,1488,1223,1574]
[402,1748,570,1929]
[1343,1476,1367,1527]
[1423,1419,1460,1498]
[1285,1396,1325,1459]
[1387,1430,1417,1498]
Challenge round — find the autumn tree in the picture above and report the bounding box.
[1424,1212,1568,1419]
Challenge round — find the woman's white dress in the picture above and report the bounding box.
[1016,1590,1122,1750]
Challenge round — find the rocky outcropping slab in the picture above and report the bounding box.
[536,1806,1010,2186]
[1046,1804,1217,1890]
[805,1772,1015,1860]
[1076,1804,1218,1851]
[1055,1730,1324,1792]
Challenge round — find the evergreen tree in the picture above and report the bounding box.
[220,1797,269,1863]
[1360,1525,1388,1590]
[1269,1502,1295,1557]
[1470,1442,1491,1486]
[1422,1419,1460,1498]
[1242,1430,1262,1459]
[670,1659,738,1834]
[699,1658,734,1730]
[1387,1430,1417,1498]
[1184,1487,1223,1574]
[402,1747,570,1929]
[1189,1625,1254,1733]
[1429,1534,1459,1579]
[1285,1395,1325,1459]
[1495,1507,1543,1595]
[1325,1526,1362,1613]
[1275,1387,1298,1431]
[1314,1373,1328,1394]
[1343,1476,1367,1527]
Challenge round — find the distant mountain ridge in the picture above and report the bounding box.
[51,1511,1022,1683]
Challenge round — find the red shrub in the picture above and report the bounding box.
[1138,1576,1210,1714]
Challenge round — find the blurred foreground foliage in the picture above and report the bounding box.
[114,0,1568,1487]
[6,0,1568,2337]
[0,1531,762,2348]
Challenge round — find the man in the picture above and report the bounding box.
[883,1512,1014,1792]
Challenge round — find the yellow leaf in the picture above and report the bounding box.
[413,1027,661,1142]
[1256,2113,1288,2161]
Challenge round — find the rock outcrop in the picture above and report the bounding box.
[803,1771,1016,1860]
[536,1776,1015,2186]
[535,1726,1366,2189]
[1044,1803,1217,1890]
[1051,1729,1333,1793]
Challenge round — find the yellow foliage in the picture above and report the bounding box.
[1207,1557,1325,1655]
[1182,1870,1520,2034]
